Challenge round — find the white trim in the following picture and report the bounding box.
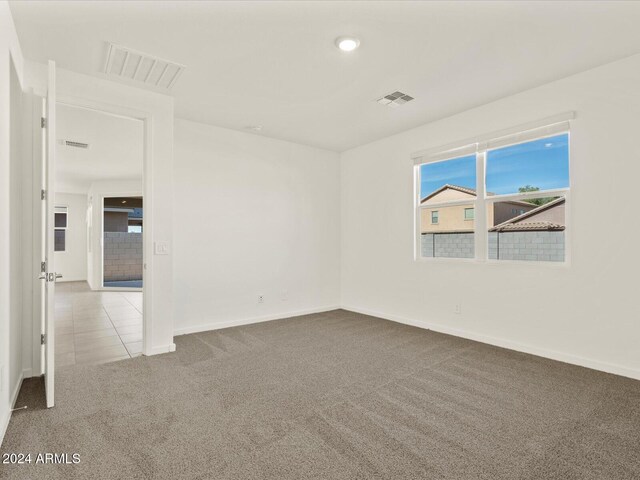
[484,188,569,203]
[342,305,640,381]
[146,343,176,356]
[479,120,570,151]
[411,111,575,163]
[174,305,341,336]
[53,94,154,358]
[0,372,24,447]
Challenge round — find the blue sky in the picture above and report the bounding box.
[420,134,569,198]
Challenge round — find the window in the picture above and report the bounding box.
[414,118,571,263]
[464,208,474,220]
[486,133,568,262]
[418,155,476,259]
[54,206,68,252]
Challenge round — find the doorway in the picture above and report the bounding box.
[53,102,145,367]
[102,196,143,289]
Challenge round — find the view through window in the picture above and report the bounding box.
[418,132,569,262]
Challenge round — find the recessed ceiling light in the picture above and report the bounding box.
[245,125,263,132]
[335,36,360,52]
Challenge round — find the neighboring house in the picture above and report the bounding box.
[489,196,565,232]
[420,184,538,233]
[104,207,143,232]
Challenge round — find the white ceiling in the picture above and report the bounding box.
[56,104,143,194]
[10,1,640,152]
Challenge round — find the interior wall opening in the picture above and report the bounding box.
[53,103,145,368]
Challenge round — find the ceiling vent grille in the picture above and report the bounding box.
[104,43,185,91]
[58,139,90,149]
[377,91,414,108]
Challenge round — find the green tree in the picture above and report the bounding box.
[518,185,555,206]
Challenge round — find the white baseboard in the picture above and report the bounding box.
[174,305,341,336]
[342,305,640,381]
[22,367,32,379]
[1,372,24,447]
[145,344,176,356]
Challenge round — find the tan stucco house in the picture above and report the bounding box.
[420,184,538,233]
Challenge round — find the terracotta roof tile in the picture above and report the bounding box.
[491,221,565,232]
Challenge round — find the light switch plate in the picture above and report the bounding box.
[154,240,170,255]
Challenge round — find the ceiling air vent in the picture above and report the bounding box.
[58,139,89,149]
[377,91,414,108]
[104,43,185,91]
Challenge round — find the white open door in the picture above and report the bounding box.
[40,60,57,408]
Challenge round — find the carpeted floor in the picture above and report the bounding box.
[1,309,639,479]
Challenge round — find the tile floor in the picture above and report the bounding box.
[54,281,143,368]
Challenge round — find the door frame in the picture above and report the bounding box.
[100,192,144,292]
[38,95,154,358]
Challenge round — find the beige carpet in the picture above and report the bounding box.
[1,309,639,479]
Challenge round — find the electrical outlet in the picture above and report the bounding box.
[281,290,288,301]
[454,304,462,315]
[258,295,264,304]
[154,240,170,255]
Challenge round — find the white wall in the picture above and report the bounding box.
[86,180,142,289]
[341,54,640,380]
[54,193,88,282]
[0,0,24,446]
[173,119,341,334]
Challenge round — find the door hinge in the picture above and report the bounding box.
[41,261,46,273]
[41,189,46,200]
[41,333,46,345]
[41,117,46,129]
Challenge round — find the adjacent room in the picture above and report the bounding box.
[54,104,145,367]
[1,1,639,479]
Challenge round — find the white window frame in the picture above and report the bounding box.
[464,207,474,221]
[413,112,573,266]
[54,205,68,253]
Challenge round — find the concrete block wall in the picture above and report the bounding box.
[103,232,143,281]
[421,233,474,259]
[488,231,564,262]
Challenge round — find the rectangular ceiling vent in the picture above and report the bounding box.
[377,91,414,108]
[104,43,185,91]
[58,139,89,149]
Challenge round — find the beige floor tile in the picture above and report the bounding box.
[52,281,144,367]
[55,339,75,355]
[73,313,110,323]
[55,333,74,344]
[125,341,143,356]
[74,318,115,333]
[119,332,142,344]
[107,312,143,323]
[114,324,143,335]
[110,317,142,328]
[75,335,125,352]
[109,305,142,314]
[73,307,107,317]
[56,325,74,336]
[74,327,119,342]
[55,351,76,368]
